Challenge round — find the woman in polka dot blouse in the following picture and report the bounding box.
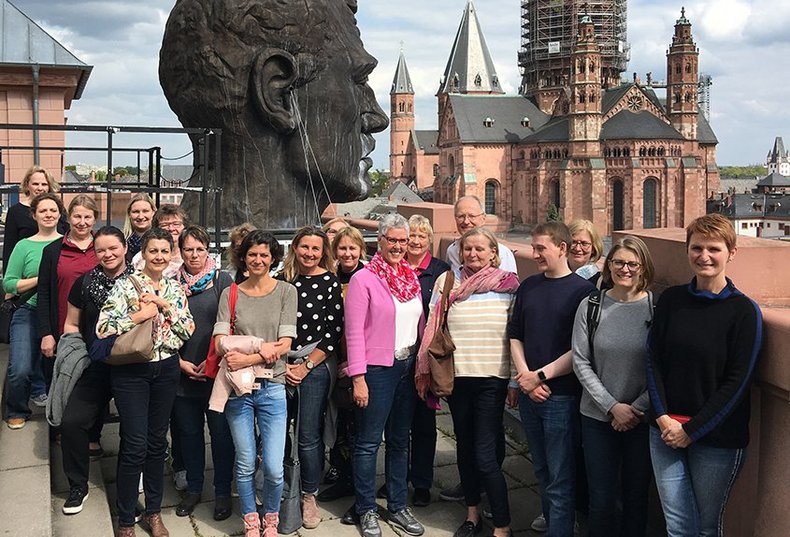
[278,226,344,529]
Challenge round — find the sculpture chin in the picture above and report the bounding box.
[354,157,373,200]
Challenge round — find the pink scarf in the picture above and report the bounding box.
[416,266,520,377]
[365,252,421,303]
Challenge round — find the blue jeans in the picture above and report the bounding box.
[225,381,288,515]
[172,394,235,496]
[4,305,46,419]
[519,393,579,537]
[111,356,180,527]
[353,356,418,515]
[581,416,651,537]
[295,362,330,495]
[650,427,745,537]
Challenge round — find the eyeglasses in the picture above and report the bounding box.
[455,213,484,222]
[159,220,184,229]
[609,259,641,270]
[571,240,592,249]
[382,236,409,246]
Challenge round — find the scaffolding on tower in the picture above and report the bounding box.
[518,0,629,95]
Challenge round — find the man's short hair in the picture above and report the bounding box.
[453,195,484,214]
[532,221,572,250]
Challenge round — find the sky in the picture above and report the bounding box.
[12,0,790,169]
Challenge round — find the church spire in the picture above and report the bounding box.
[438,0,503,95]
[391,50,414,95]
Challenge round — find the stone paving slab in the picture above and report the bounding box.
[0,465,51,537]
[0,412,50,471]
[51,485,115,537]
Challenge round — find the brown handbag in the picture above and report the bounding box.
[428,270,456,397]
[106,275,156,366]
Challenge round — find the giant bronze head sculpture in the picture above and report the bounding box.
[160,0,388,228]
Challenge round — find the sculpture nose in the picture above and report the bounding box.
[360,84,388,133]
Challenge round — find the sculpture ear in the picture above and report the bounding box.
[251,49,298,134]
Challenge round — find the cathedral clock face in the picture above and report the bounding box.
[627,94,643,111]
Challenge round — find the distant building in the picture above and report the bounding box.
[708,192,790,238]
[766,137,790,176]
[390,2,719,234]
[708,170,790,238]
[0,0,92,185]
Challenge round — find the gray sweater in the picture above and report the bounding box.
[572,292,651,422]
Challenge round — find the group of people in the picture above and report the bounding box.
[1,166,762,537]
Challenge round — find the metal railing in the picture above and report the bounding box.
[0,123,223,251]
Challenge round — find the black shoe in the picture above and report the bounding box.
[453,520,482,537]
[376,483,387,499]
[213,496,232,521]
[387,507,425,536]
[175,492,201,517]
[323,465,340,484]
[439,482,464,501]
[360,510,382,537]
[317,480,354,502]
[341,504,359,525]
[412,487,431,507]
[62,486,89,515]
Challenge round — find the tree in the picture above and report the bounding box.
[65,165,76,172]
[546,203,562,222]
[369,169,391,197]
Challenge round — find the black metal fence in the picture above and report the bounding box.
[0,123,223,251]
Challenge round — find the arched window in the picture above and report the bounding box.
[612,179,624,231]
[643,178,658,228]
[485,181,498,215]
[685,63,692,73]
[550,178,561,209]
[448,155,455,177]
[399,102,405,112]
[474,74,482,87]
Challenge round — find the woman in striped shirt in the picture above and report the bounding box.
[416,227,520,537]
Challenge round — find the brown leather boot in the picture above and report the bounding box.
[116,526,136,537]
[301,493,321,529]
[143,512,169,537]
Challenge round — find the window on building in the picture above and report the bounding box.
[485,181,498,215]
[643,178,658,228]
[612,179,624,231]
[741,223,748,230]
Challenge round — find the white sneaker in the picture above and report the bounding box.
[531,514,548,532]
[30,393,48,407]
[173,470,187,491]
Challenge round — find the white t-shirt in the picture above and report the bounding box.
[393,295,422,351]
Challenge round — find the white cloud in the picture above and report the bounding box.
[15,0,790,170]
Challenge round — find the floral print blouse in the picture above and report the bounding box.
[97,272,195,362]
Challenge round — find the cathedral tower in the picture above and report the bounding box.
[568,13,602,156]
[390,50,415,182]
[666,7,698,140]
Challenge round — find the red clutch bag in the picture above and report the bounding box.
[668,414,691,424]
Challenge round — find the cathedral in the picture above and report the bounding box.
[389,1,719,234]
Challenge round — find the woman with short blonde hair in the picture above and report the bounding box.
[568,219,604,283]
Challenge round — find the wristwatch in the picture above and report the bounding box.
[304,360,315,370]
[537,370,547,382]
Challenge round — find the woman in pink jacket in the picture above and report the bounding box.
[345,214,425,537]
